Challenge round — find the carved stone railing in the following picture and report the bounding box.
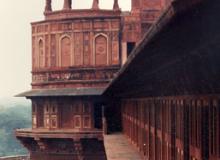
[32,66,120,84]
[0,155,29,160]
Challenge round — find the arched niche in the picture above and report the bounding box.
[38,39,45,68]
[60,36,71,67]
[94,34,108,66]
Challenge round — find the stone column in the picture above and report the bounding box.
[113,0,120,10]
[92,0,99,10]
[45,0,52,12]
[63,0,72,10]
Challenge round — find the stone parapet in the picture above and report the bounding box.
[44,9,121,21]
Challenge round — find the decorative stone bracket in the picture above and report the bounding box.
[34,137,47,151]
[73,139,84,160]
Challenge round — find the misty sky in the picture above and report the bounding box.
[0,0,131,97]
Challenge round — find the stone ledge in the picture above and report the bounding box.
[0,155,29,160]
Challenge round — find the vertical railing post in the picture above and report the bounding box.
[102,105,107,134]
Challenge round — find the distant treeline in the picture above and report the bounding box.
[0,104,31,157]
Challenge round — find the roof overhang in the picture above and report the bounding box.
[16,88,105,98]
[104,0,210,98]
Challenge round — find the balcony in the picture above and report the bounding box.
[15,128,103,140]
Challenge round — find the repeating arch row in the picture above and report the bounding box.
[34,33,109,68]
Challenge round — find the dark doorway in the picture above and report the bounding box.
[105,100,122,133]
[94,103,103,129]
[61,105,72,128]
[127,42,136,57]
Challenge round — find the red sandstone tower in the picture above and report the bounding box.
[15,0,165,159]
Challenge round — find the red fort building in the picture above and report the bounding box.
[15,0,166,159]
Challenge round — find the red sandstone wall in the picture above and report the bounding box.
[31,17,121,89]
[32,19,120,70]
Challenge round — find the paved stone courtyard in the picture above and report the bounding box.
[104,133,142,160]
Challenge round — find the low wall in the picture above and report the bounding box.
[0,155,29,160]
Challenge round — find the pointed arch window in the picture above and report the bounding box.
[61,36,71,67]
[95,34,108,66]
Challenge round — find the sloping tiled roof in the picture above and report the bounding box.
[16,88,105,97]
[104,0,220,97]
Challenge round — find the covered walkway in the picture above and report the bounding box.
[104,133,142,160]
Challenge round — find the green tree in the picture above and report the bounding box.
[0,104,31,156]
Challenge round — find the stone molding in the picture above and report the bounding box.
[0,156,29,160]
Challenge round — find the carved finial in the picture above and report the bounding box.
[92,0,99,10]
[63,0,72,10]
[113,0,120,10]
[45,0,52,12]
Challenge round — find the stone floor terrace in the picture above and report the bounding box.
[104,133,142,160]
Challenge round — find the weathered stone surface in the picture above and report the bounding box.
[104,134,142,160]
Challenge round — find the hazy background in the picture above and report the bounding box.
[0,0,131,98]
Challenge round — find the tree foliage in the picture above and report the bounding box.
[0,104,31,156]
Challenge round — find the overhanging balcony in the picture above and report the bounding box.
[15,128,103,140]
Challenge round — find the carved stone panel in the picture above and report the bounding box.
[142,0,162,10]
[39,39,44,68]
[132,0,141,10]
[83,116,91,128]
[51,34,57,67]
[37,104,44,128]
[44,103,51,129]
[111,21,120,29]
[74,33,83,66]
[95,35,107,66]
[61,104,72,128]
[62,23,72,31]
[94,21,109,29]
[83,33,91,66]
[74,22,82,30]
[37,25,45,33]
[44,115,50,129]
[112,42,119,65]
[74,115,81,129]
[45,35,49,67]
[51,24,59,32]
[32,37,37,69]
[83,22,91,29]
[51,115,58,129]
[61,36,71,67]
